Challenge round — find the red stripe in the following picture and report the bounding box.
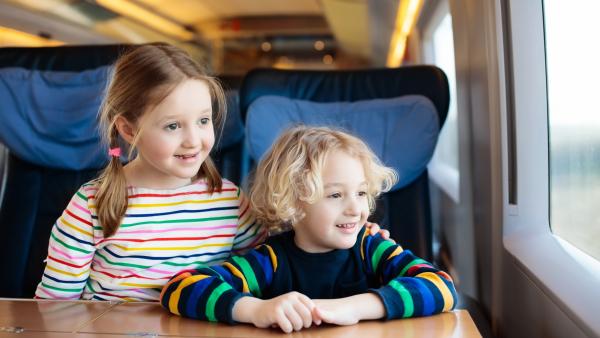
[97,233,235,245]
[91,266,166,280]
[128,188,237,199]
[65,209,92,226]
[407,263,434,276]
[48,255,92,269]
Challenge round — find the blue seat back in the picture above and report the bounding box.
[239,67,449,260]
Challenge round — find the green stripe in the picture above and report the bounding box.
[232,224,260,246]
[371,240,394,272]
[399,258,429,276]
[41,282,81,293]
[51,232,93,254]
[95,252,149,269]
[162,258,223,267]
[205,283,232,322]
[231,256,261,297]
[389,280,414,317]
[76,191,88,201]
[237,188,241,197]
[93,215,238,230]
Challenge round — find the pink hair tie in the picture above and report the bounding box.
[108,147,121,157]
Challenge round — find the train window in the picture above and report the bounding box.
[422,0,459,202]
[544,1,600,262]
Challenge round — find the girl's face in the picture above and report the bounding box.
[126,79,215,189]
[293,150,370,253]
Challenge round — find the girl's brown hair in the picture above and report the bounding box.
[96,42,226,237]
[249,126,398,232]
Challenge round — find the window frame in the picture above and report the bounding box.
[499,1,600,336]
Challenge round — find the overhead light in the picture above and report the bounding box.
[386,0,423,67]
[96,0,194,40]
[0,26,63,47]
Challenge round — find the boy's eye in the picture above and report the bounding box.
[164,123,179,131]
[328,193,342,198]
[358,191,368,197]
[199,117,210,125]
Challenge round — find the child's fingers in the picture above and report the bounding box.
[275,311,293,333]
[292,301,313,328]
[283,306,305,331]
[314,306,335,324]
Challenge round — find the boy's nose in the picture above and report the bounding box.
[344,197,362,216]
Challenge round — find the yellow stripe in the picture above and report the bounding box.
[386,246,403,260]
[417,272,454,312]
[223,262,249,293]
[120,283,162,288]
[261,244,278,272]
[113,243,231,251]
[60,217,93,237]
[47,265,88,277]
[359,229,369,260]
[89,197,237,209]
[169,274,210,315]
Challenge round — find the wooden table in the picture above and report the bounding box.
[0,298,481,337]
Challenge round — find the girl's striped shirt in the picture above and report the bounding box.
[35,179,266,301]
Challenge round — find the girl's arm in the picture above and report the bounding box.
[35,186,96,299]
[363,230,458,319]
[231,188,267,254]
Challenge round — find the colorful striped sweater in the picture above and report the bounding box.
[35,179,266,301]
[161,226,457,322]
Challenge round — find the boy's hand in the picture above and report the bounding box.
[312,298,361,326]
[233,292,317,333]
[365,222,395,243]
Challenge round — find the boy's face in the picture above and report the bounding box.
[294,150,370,253]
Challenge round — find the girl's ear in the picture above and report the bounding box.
[114,116,136,145]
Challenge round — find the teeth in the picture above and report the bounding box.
[336,223,355,228]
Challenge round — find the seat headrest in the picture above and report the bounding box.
[245,95,440,190]
[0,67,111,170]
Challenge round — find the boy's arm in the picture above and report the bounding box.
[231,188,268,254]
[361,231,458,320]
[160,244,276,323]
[35,187,95,299]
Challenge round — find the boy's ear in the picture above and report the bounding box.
[114,116,136,145]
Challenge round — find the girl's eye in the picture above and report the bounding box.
[164,123,179,131]
[328,193,342,198]
[358,191,368,197]
[199,118,210,125]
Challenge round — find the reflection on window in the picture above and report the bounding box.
[545,1,600,261]
[423,6,459,202]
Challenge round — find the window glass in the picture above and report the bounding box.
[545,0,600,261]
[424,6,459,202]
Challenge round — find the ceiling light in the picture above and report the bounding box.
[0,26,63,47]
[96,0,194,40]
[386,0,423,67]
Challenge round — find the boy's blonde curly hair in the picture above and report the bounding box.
[249,125,398,232]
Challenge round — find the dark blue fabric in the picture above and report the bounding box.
[245,95,439,190]
[0,67,111,170]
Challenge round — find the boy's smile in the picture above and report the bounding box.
[293,150,370,253]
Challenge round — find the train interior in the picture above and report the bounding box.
[0,1,599,337]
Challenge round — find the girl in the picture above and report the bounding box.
[35,43,266,301]
[160,126,457,333]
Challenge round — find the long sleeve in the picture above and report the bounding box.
[231,188,267,254]
[35,186,96,299]
[361,231,457,319]
[160,243,277,323]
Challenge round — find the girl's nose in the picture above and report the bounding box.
[182,127,201,148]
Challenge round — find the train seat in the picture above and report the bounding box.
[239,66,449,261]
